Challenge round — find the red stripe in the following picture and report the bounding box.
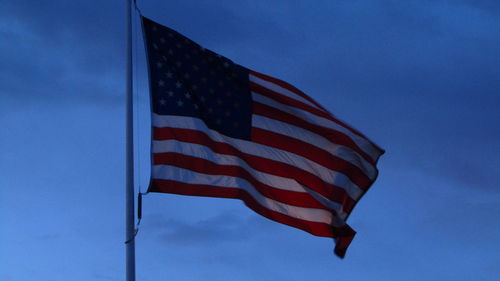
[153,127,357,214]
[250,81,340,127]
[150,178,356,258]
[249,69,331,113]
[153,152,328,209]
[252,127,372,189]
[253,102,376,165]
[249,70,385,155]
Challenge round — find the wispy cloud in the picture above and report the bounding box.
[0,0,124,104]
[145,211,263,246]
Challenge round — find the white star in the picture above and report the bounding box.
[175,61,182,67]
[160,38,166,43]
[176,81,182,88]
[225,111,231,117]
[176,43,182,48]
[185,54,191,59]
[168,49,174,55]
[158,80,165,87]
[233,122,239,128]
[159,99,166,105]
[168,32,173,38]
[217,99,223,105]
[200,96,206,103]
[162,55,168,61]
[153,44,158,50]
[234,102,240,108]
[209,88,215,94]
[166,71,173,78]
[218,80,224,86]
[177,100,184,107]
[185,92,191,99]
[194,104,199,110]
[225,92,231,97]
[167,91,174,97]
[208,107,213,113]
[215,119,221,125]
[192,85,198,90]
[193,65,199,71]
[223,62,230,68]
[183,73,190,79]
[201,77,208,83]
[200,46,206,52]
[156,62,163,68]
[152,26,158,31]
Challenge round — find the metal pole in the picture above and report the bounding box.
[125,0,136,280]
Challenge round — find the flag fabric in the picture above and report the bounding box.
[142,16,384,258]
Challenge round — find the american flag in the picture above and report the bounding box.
[142,16,384,258]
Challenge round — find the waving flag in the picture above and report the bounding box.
[142,16,384,258]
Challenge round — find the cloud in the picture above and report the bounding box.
[91,273,114,281]
[422,198,500,242]
[457,0,500,12]
[0,0,297,106]
[0,0,124,104]
[145,211,263,246]
[416,189,500,275]
[392,104,500,192]
[36,233,61,241]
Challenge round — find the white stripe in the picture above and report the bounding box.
[252,115,377,180]
[152,140,347,218]
[152,114,364,200]
[252,92,381,161]
[152,138,347,218]
[153,164,342,225]
[249,74,322,111]
[153,139,313,193]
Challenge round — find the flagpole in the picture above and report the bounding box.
[125,0,136,280]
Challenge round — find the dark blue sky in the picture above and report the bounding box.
[1,1,499,280]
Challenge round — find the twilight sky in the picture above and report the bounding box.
[1,1,499,280]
